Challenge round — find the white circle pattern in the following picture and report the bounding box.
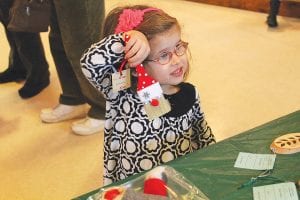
[115,120,125,132]
[122,158,131,170]
[123,101,130,114]
[152,118,162,129]
[107,160,116,171]
[180,139,190,152]
[110,140,120,151]
[140,159,153,170]
[111,42,123,53]
[161,151,174,163]
[166,131,176,142]
[146,138,158,151]
[126,140,136,153]
[131,122,143,134]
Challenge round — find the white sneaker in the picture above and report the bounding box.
[40,104,87,123]
[72,117,105,135]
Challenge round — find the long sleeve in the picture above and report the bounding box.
[192,90,216,148]
[80,33,125,99]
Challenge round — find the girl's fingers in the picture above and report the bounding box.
[128,47,150,67]
[125,40,141,59]
[123,30,150,66]
[126,39,149,60]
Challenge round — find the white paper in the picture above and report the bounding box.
[253,182,299,200]
[234,152,276,170]
[112,69,131,92]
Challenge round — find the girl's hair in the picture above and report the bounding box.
[103,5,189,91]
[103,5,180,40]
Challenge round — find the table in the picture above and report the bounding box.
[74,110,300,200]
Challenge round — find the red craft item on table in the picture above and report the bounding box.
[104,188,121,200]
[143,178,167,196]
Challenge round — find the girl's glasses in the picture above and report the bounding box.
[145,41,189,65]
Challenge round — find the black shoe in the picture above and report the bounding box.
[267,16,278,28]
[18,77,50,99]
[0,68,26,83]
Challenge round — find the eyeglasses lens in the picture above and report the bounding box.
[158,42,188,65]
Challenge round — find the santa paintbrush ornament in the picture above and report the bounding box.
[118,34,170,120]
[136,64,171,120]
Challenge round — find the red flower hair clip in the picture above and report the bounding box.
[115,8,159,33]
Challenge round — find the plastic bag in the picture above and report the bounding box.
[87,166,209,200]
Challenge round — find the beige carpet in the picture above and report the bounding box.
[0,0,300,199]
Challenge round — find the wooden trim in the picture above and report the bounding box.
[185,0,300,18]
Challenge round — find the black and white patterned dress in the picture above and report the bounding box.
[81,33,216,185]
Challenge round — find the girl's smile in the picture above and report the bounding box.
[170,67,184,77]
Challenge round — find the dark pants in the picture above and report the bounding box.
[49,0,105,119]
[269,0,281,18]
[0,0,49,85]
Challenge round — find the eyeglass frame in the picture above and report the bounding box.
[144,41,189,65]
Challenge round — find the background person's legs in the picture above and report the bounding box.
[13,32,50,98]
[53,0,106,120]
[267,0,281,27]
[41,0,106,135]
[0,0,50,98]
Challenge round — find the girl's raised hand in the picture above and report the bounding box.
[124,30,150,67]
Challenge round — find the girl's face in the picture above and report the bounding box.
[144,25,189,94]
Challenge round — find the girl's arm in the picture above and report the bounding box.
[80,31,150,98]
[80,33,125,98]
[192,90,216,149]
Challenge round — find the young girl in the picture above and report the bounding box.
[81,5,216,185]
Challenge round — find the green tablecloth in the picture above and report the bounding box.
[74,110,300,200]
